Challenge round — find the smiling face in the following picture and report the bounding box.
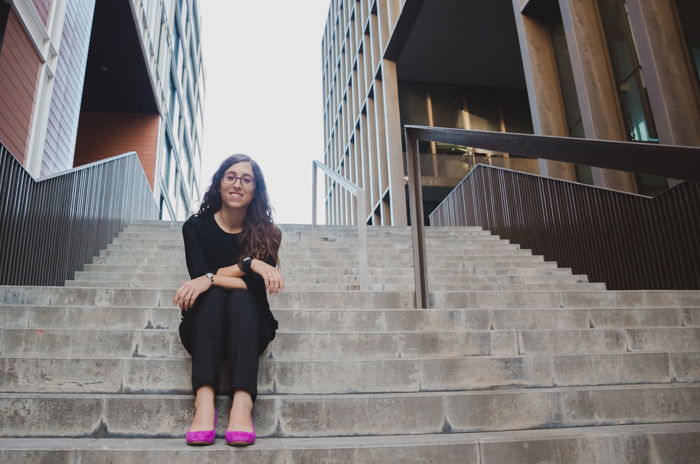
[219,161,256,211]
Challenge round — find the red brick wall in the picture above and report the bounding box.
[40,0,95,176]
[74,112,160,189]
[31,0,53,27]
[0,10,42,165]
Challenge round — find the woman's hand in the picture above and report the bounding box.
[173,275,211,310]
[251,259,284,295]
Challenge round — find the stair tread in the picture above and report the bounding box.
[2,422,699,448]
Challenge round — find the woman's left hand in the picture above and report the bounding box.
[251,259,284,295]
[173,275,211,310]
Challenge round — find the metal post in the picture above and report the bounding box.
[405,128,429,308]
[312,163,317,228]
[311,160,370,292]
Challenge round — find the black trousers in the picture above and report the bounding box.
[188,287,266,401]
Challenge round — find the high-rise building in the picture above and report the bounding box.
[0,0,204,220]
[321,0,700,225]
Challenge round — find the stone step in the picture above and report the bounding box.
[115,230,497,242]
[1,423,699,463]
[78,265,591,284]
[65,279,604,292]
[97,251,542,265]
[3,327,699,360]
[2,384,699,438]
[2,286,698,309]
[83,262,578,278]
[429,290,700,309]
[0,287,416,309]
[2,352,697,395]
[121,223,486,232]
[90,258,558,271]
[103,240,519,252]
[3,305,696,332]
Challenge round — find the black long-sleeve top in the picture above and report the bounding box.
[181,213,279,337]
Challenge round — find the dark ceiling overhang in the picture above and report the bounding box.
[394,0,527,89]
[80,0,158,114]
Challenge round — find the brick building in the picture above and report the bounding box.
[0,0,204,219]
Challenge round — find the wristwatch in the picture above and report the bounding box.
[240,257,253,274]
[205,272,215,285]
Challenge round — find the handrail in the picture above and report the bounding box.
[312,160,369,291]
[0,145,158,285]
[404,125,700,308]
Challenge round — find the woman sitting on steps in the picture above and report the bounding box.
[173,153,283,446]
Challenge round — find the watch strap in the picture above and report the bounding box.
[240,257,253,274]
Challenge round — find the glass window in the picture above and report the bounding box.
[677,0,700,85]
[597,0,658,142]
[173,23,182,76]
[159,195,166,220]
[166,134,177,195]
[179,0,188,25]
[177,186,189,218]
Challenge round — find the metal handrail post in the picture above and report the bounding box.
[405,129,429,308]
[311,160,369,291]
[312,163,318,228]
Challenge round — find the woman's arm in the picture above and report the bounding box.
[215,264,244,278]
[174,221,214,311]
[211,275,248,290]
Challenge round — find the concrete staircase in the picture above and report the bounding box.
[1,220,699,462]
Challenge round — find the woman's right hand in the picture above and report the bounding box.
[173,275,212,310]
[250,259,284,295]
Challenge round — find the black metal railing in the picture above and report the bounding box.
[0,144,158,286]
[404,126,700,307]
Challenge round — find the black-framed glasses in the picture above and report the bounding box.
[222,173,255,187]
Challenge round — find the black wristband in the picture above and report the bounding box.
[240,257,253,274]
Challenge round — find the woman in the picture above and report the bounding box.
[173,154,283,446]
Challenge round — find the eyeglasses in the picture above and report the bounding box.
[222,173,255,187]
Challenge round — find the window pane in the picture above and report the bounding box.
[597,0,658,142]
[619,72,658,142]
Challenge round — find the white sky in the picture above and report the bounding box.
[198,0,330,225]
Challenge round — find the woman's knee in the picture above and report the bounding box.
[226,288,256,308]
[200,286,228,303]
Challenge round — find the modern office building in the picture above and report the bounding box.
[0,0,204,220]
[321,0,700,225]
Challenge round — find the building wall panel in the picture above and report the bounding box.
[41,0,95,176]
[31,0,54,27]
[73,112,160,189]
[0,10,42,165]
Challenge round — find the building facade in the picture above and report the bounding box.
[0,0,204,220]
[321,0,700,225]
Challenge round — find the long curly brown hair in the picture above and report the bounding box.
[198,154,280,265]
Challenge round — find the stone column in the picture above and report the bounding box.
[558,0,638,192]
[380,59,408,226]
[626,0,700,146]
[512,0,577,181]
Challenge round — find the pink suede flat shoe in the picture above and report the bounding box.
[225,424,256,446]
[186,413,218,446]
